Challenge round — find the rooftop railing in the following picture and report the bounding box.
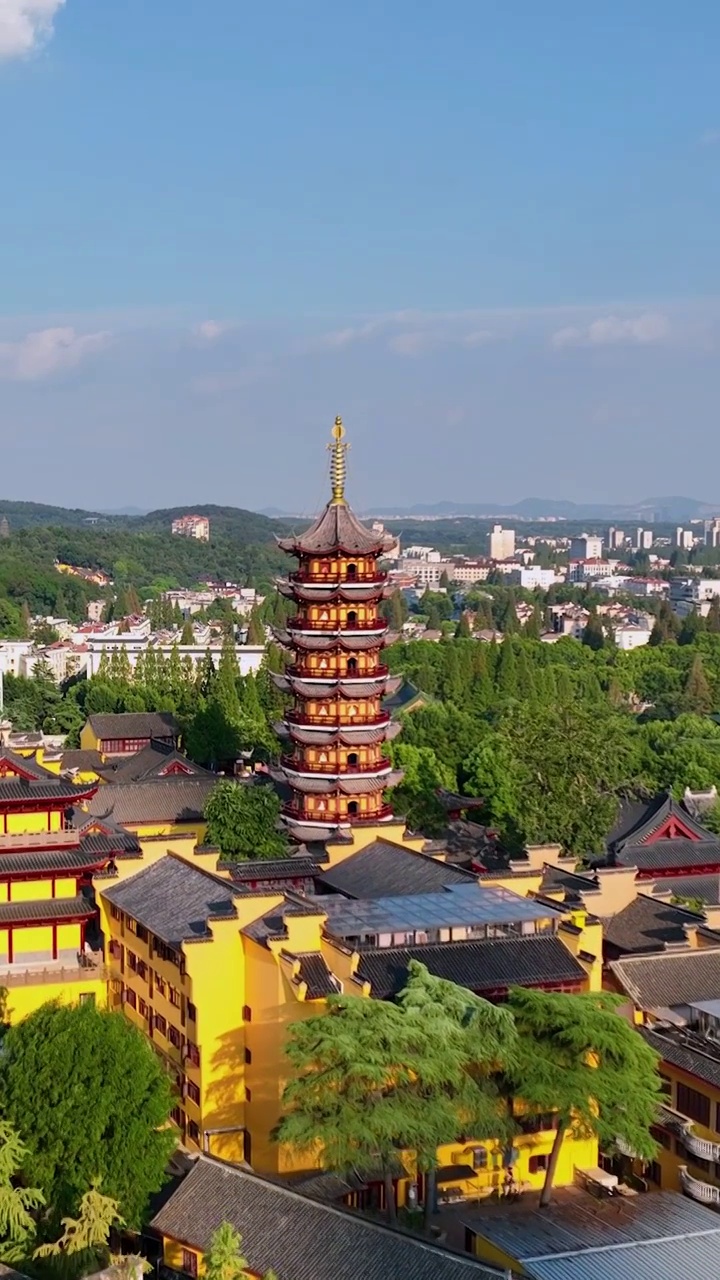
[679,1165,720,1205]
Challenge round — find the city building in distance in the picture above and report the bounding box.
[488,523,515,560]
[171,514,210,541]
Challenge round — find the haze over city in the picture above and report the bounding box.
[2,1,720,511]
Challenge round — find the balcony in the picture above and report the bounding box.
[290,571,387,586]
[0,828,80,852]
[679,1165,720,1206]
[0,952,105,987]
[281,755,392,775]
[288,618,386,634]
[287,664,389,680]
[286,710,391,728]
[283,803,394,825]
[656,1106,720,1162]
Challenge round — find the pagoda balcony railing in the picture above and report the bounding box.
[286,663,389,679]
[290,570,387,586]
[284,803,395,824]
[679,1166,720,1205]
[0,828,80,851]
[286,711,391,728]
[288,618,386,633]
[281,755,392,775]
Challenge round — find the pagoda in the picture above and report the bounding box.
[273,418,405,843]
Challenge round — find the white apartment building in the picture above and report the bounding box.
[606,527,625,551]
[614,624,652,651]
[450,561,491,584]
[488,525,516,561]
[567,559,615,583]
[508,566,558,590]
[675,527,695,551]
[0,641,34,677]
[705,519,720,549]
[569,533,603,560]
[85,637,264,678]
[635,528,654,551]
[163,588,260,618]
[171,514,210,541]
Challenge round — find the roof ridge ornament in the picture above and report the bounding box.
[328,416,349,506]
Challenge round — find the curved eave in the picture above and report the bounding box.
[283,775,393,796]
[288,627,387,641]
[282,764,393,787]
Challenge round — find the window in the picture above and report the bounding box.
[127,951,137,972]
[186,1080,200,1105]
[244,1047,252,1065]
[185,1042,200,1068]
[346,658,358,674]
[187,1001,197,1022]
[126,918,137,935]
[154,974,166,997]
[110,905,121,921]
[245,1088,252,1102]
[519,1113,558,1135]
[124,987,137,1010]
[155,1014,167,1036]
[137,960,147,981]
[242,1005,252,1022]
[78,992,95,1006]
[138,999,148,1019]
[168,986,181,1007]
[347,752,358,766]
[659,1073,672,1098]
[137,924,149,944]
[472,1147,488,1169]
[347,801,359,816]
[168,1025,181,1049]
[187,1121,200,1145]
[529,1155,550,1174]
[347,563,357,580]
[677,1082,711,1127]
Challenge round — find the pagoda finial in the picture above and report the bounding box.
[328,415,349,505]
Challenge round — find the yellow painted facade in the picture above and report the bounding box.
[102,855,599,1191]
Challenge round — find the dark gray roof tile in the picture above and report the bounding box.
[603,894,705,957]
[101,856,248,946]
[0,895,94,924]
[356,935,585,998]
[86,712,178,741]
[150,1155,499,1280]
[316,841,475,899]
[609,947,720,1009]
[85,777,219,825]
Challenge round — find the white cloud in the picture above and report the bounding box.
[195,320,230,341]
[0,327,110,380]
[551,312,670,349]
[462,329,494,347]
[0,0,65,59]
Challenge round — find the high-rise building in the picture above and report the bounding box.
[635,527,654,551]
[675,527,694,551]
[606,527,625,551]
[705,518,720,549]
[171,515,210,541]
[570,533,603,560]
[489,524,515,560]
[273,418,404,843]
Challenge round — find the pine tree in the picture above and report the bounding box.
[245,607,265,646]
[581,610,605,651]
[707,597,720,634]
[20,601,32,639]
[681,653,714,715]
[455,612,472,638]
[495,635,517,696]
[505,988,662,1207]
[179,619,194,645]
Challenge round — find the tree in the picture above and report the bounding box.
[276,997,442,1224]
[707,596,720,635]
[505,988,662,1207]
[454,612,472,639]
[0,1122,44,1263]
[681,653,714,716]
[180,618,195,645]
[397,962,517,1229]
[0,1002,175,1227]
[35,1185,123,1270]
[581,611,605,651]
[389,744,454,836]
[204,1222,277,1280]
[245,607,265,646]
[204,780,286,860]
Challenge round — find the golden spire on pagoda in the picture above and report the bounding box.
[328,415,349,505]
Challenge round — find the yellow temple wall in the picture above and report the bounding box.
[5,809,63,835]
[4,976,106,1024]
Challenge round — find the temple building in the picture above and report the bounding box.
[0,747,141,1019]
[272,418,407,845]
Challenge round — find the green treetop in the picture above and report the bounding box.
[504,987,662,1207]
[204,1221,277,1280]
[204,779,286,861]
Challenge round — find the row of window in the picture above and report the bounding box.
[123,987,200,1066]
[121,948,196,1020]
[109,909,183,970]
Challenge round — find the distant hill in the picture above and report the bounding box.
[365,495,720,522]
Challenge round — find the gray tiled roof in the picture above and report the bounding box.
[608,792,713,853]
[277,501,395,556]
[0,895,94,923]
[0,848,111,877]
[461,1188,720,1280]
[86,711,178,740]
[296,953,338,998]
[615,839,720,871]
[85,777,219,824]
[653,873,720,905]
[0,779,95,803]
[224,858,320,883]
[101,856,247,945]
[609,946,720,1009]
[0,748,56,779]
[641,1025,720,1091]
[602,894,704,956]
[99,742,212,784]
[316,841,475,899]
[149,1154,501,1280]
[357,935,585,998]
[61,749,105,773]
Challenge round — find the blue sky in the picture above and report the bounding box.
[1,0,720,511]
